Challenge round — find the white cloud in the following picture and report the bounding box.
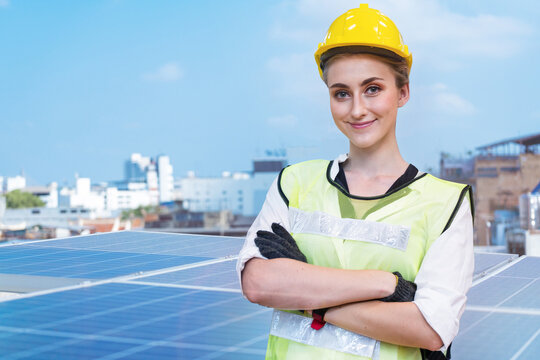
[142,62,183,82]
[425,83,476,116]
[0,0,9,7]
[267,114,299,128]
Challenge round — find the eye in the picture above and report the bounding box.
[334,90,350,99]
[365,85,381,96]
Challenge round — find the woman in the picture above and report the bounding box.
[237,4,474,360]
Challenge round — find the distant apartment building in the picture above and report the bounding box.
[56,153,175,214]
[157,156,174,203]
[1,207,94,229]
[0,173,58,208]
[440,133,540,246]
[24,183,59,208]
[1,175,26,193]
[179,158,286,216]
[124,153,172,204]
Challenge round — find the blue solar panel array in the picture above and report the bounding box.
[0,246,208,279]
[1,231,538,359]
[453,256,540,360]
[0,283,271,359]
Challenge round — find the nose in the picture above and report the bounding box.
[351,93,368,119]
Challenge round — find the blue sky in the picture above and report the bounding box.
[1,0,539,185]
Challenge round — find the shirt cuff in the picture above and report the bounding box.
[236,247,266,298]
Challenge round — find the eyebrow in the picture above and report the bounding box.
[329,77,384,88]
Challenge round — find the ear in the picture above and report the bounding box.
[398,83,410,108]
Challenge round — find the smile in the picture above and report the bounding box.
[349,120,376,129]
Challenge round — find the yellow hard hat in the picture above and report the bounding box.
[314,4,412,79]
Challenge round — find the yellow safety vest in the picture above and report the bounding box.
[265,159,472,360]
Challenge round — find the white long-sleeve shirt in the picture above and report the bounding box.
[236,155,474,351]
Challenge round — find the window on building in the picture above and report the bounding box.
[60,209,67,214]
[31,209,40,215]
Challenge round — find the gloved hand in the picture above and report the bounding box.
[255,223,307,263]
[380,272,417,302]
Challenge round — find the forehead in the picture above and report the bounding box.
[325,54,394,84]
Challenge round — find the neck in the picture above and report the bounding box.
[345,134,407,178]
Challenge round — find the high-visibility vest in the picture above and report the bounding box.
[265,159,472,360]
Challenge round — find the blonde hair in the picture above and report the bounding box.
[320,46,409,88]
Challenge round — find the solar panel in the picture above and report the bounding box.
[0,283,270,359]
[18,231,244,258]
[0,246,208,279]
[128,258,239,290]
[1,231,538,359]
[453,256,540,359]
[0,231,270,359]
[473,252,518,280]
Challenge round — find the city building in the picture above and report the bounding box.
[1,207,94,233]
[57,153,175,214]
[440,132,540,246]
[23,183,59,208]
[179,158,286,217]
[157,155,174,203]
[2,175,26,193]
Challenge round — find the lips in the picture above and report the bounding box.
[349,120,376,129]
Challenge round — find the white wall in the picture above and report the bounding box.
[6,176,26,193]
[179,170,278,216]
[158,155,174,203]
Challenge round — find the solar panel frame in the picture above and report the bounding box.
[127,258,240,290]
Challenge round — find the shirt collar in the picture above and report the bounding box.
[330,153,349,180]
[330,154,425,181]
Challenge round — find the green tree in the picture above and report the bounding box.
[121,205,158,220]
[5,190,45,209]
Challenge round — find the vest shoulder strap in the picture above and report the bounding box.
[278,160,330,208]
[420,174,475,234]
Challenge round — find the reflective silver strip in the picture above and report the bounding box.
[289,207,410,251]
[270,310,380,358]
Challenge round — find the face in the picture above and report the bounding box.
[326,54,409,152]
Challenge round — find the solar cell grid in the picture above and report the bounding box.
[0,246,208,279]
[130,258,239,289]
[494,256,540,279]
[453,313,540,360]
[453,256,540,360]
[24,231,244,258]
[467,276,534,307]
[473,252,518,279]
[0,282,271,359]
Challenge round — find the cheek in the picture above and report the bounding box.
[329,99,349,119]
[367,96,397,116]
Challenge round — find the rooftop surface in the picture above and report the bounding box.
[477,132,540,151]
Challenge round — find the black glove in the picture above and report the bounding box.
[380,272,417,302]
[255,223,307,263]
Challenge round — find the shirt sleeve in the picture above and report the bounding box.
[235,176,290,296]
[413,198,474,351]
